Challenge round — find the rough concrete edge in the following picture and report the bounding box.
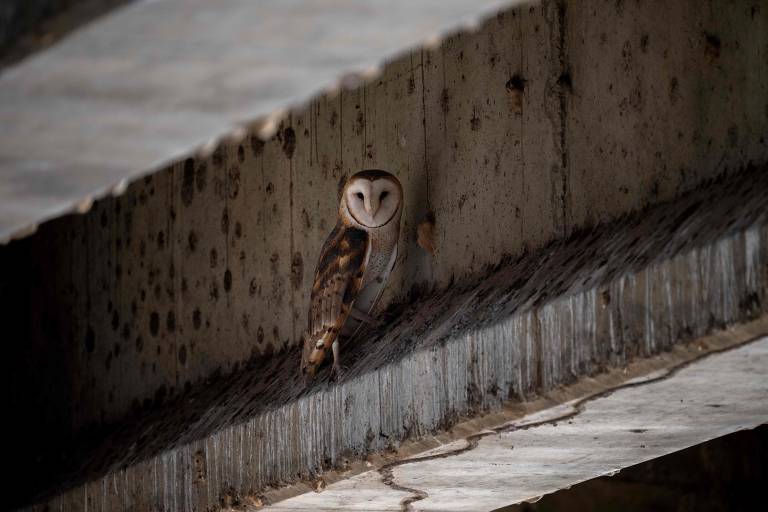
[259,317,768,510]
[269,318,768,511]
[0,0,521,245]
[376,323,768,512]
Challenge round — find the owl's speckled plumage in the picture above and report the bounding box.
[302,170,403,380]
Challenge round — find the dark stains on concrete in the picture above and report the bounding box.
[470,107,481,131]
[179,345,187,365]
[282,126,297,159]
[355,110,365,136]
[85,327,95,354]
[440,88,450,114]
[228,166,241,199]
[704,32,721,62]
[669,77,680,105]
[250,135,265,157]
[291,252,303,290]
[187,230,198,252]
[182,158,195,206]
[506,74,526,115]
[212,147,225,168]
[196,162,208,192]
[221,207,230,234]
[149,312,160,337]
[166,311,176,332]
[249,278,259,298]
[640,33,649,53]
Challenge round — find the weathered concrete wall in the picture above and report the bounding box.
[1,0,766,474]
[14,163,768,511]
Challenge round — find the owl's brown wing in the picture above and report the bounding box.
[301,222,369,379]
[340,243,398,340]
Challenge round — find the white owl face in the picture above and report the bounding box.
[343,171,402,228]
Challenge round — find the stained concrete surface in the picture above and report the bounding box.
[266,336,768,511]
[12,164,768,511]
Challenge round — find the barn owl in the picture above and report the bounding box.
[302,170,403,380]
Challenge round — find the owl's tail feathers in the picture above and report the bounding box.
[301,349,326,383]
[301,332,327,382]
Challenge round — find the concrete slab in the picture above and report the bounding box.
[0,0,517,242]
[265,335,768,511]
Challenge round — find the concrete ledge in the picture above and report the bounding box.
[17,165,768,511]
[267,328,768,511]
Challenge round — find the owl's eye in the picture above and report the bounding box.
[380,191,389,201]
[356,192,364,200]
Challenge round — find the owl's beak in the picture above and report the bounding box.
[364,195,379,217]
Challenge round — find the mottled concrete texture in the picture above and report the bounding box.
[1,0,767,510]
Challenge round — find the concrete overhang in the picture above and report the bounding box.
[0,0,516,243]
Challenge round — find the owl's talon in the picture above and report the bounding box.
[329,364,347,382]
[349,307,384,327]
[377,311,398,326]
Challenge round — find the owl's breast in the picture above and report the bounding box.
[362,224,398,287]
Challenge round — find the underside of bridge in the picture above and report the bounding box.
[1,1,767,511]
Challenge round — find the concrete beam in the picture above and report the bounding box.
[12,163,768,511]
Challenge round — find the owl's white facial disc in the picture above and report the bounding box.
[344,176,402,228]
